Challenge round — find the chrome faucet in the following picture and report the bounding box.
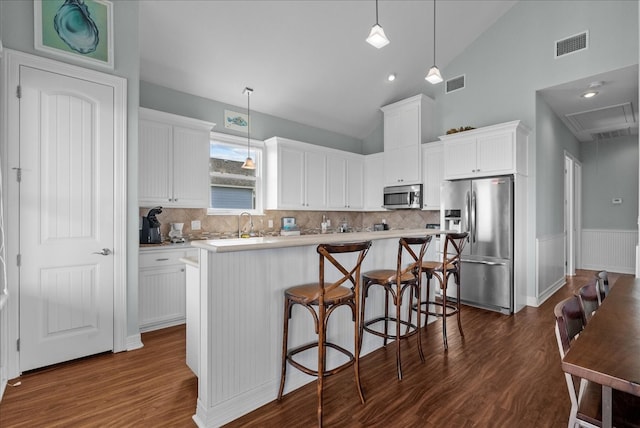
[239,212,253,238]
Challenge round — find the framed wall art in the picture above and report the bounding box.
[224,110,249,133]
[34,0,114,69]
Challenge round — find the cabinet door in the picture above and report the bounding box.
[443,137,477,179]
[364,153,384,211]
[384,103,420,150]
[139,265,186,331]
[346,157,364,209]
[172,126,210,207]
[326,155,346,209]
[476,132,514,175]
[304,151,327,209]
[278,146,305,209]
[384,145,421,185]
[139,120,172,205]
[422,143,444,210]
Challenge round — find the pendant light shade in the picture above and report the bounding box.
[425,0,443,84]
[241,87,255,170]
[366,0,389,48]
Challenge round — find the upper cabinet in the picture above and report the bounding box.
[265,137,366,211]
[441,120,530,180]
[327,154,364,210]
[139,108,215,208]
[265,137,327,210]
[421,141,444,210]
[381,94,434,186]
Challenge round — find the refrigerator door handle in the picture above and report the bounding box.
[464,190,471,236]
[471,190,477,243]
[461,259,508,266]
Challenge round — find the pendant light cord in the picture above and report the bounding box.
[375,0,380,25]
[247,90,251,157]
[433,0,437,65]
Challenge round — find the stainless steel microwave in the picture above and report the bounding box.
[382,184,423,210]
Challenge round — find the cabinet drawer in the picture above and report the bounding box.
[139,248,198,268]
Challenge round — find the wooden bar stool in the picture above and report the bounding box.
[413,232,468,350]
[277,240,372,427]
[359,236,432,380]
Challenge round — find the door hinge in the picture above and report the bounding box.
[16,85,21,99]
[13,167,22,182]
[17,253,21,267]
[17,338,20,352]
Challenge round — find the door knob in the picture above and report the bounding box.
[93,248,112,256]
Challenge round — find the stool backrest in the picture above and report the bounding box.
[315,241,372,303]
[395,236,433,282]
[440,232,469,275]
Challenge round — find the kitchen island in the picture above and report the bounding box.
[190,229,443,427]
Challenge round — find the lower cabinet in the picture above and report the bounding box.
[139,247,197,332]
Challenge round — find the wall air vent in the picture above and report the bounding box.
[445,75,465,94]
[591,128,631,141]
[555,31,588,58]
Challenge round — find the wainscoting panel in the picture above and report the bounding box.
[581,229,638,274]
[536,234,565,306]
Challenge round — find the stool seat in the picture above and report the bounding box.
[284,284,353,304]
[362,269,417,285]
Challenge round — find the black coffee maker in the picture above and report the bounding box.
[140,206,163,244]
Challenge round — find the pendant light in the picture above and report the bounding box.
[366,0,389,49]
[425,0,443,84]
[241,87,255,170]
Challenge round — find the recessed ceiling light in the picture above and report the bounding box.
[581,91,598,98]
[387,73,396,82]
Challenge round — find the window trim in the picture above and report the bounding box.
[208,131,265,216]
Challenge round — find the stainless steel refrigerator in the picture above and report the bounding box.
[441,176,513,314]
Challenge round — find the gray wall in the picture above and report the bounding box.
[140,81,364,154]
[581,135,639,229]
[535,94,581,236]
[434,0,638,236]
[0,0,142,339]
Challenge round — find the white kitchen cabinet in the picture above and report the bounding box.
[183,256,199,376]
[364,153,384,211]
[265,138,327,210]
[139,108,215,208]
[381,94,434,186]
[421,141,444,210]
[138,246,198,332]
[327,154,364,210]
[441,120,529,180]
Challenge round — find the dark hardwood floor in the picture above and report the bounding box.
[0,270,626,427]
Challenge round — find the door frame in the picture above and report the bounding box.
[2,49,128,379]
[564,151,582,276]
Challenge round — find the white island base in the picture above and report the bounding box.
[190,229,442,427]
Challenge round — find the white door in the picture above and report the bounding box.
[19,65,115,372]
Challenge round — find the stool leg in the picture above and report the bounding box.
[395,282,402,380]
[455,270,464,337]
[441,279,448,351]
[383,287,390,347]
[278,297,292,400]
[358,279,368,353]
[317,302,326,427]
[353,301,365,404]
[424,272,432,330]
[416,280,424,362]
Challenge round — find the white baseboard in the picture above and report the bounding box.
[581,229,638,274]
[126,334,144,351]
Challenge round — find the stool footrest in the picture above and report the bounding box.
[362,316,420,340]
[286,341,355,377]
[413,300,459,318]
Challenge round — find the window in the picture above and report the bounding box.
[209,132,263,214]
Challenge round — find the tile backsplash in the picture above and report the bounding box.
[139,208,440,241]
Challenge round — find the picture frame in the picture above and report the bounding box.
[34,0,114,69]
[224,110,249,133]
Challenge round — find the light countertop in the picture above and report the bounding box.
[190,228,447,253]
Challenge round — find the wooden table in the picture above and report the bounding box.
[561,276,640,428]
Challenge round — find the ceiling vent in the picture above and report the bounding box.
[445,75,465,94]
[555,31,588,58]
[591,128,631,140]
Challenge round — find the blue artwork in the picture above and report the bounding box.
[53,0,99,54]
[227,116,248,127]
